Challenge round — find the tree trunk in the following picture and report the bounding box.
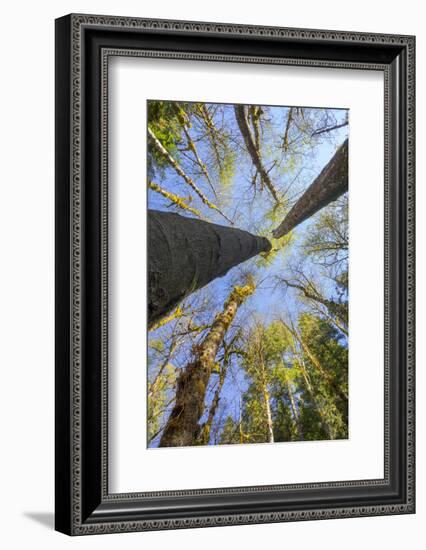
[288,334,334,439]
[258,350,274,443]
[284,320,348,402]
[198,358,228,445]
[182,124,217,198]
[159,281,255,447]
[273,139,348,238]
[282,107,295,152]
[148,181,203,219]
[286,378,303,440]
[148,210,270,328]
[148,126,231,223]
[234,105,280,204]
[262,381,275,443]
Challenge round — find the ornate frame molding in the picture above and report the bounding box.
[55,14,415,535]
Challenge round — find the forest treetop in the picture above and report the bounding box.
[147,100,349,448]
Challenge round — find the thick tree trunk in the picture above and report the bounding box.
[262,382,275,443]
[148,210,270,328]
[159,282,255,447]
[272,139,348,238]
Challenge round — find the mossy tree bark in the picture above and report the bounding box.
[272,139,348,238]
[148,126,231,223]
[148,210,270,328]
[260,362,274,443]
[159,281,255,447]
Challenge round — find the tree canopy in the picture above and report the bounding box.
[147,100,349,447]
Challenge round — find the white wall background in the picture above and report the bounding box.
[0,0,423,548]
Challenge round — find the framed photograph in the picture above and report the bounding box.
[55,14,415,535]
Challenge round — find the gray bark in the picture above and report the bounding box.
[272,139,348,238]
[148,210,270,328]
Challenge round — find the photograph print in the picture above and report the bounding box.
[147,100,349,449]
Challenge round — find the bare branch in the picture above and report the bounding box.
[148,126,232,224]
[148,181,203,219]
[311,120,349,137]
[234,104,280,204]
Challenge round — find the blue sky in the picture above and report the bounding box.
[147,102,349,446]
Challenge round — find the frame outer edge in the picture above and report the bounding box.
[59,13,415,535]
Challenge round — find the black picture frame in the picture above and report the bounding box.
[55,13,415,535]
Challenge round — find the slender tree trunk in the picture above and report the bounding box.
[182,125,217,198]
[239,397,244,444]
[159,281,255,447]
[198,356,229,445]
[148,210,270,328]
[273,138,348,238]
[262,381,274,443]
[312,302,348,337]
[283,320,348,402]
[148,181,203,219]
[258,351,274,443]
[194,104,226,175]
[280,278,348,331]
[148,126,231,223]
[249,106,261,151]
[198,333,240,444]
[148,340,177,399]
[286,378,303,439]
[234,105,280,204]
[282,107,295,152]
[289,335,334,439]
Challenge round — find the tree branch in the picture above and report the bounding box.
[234,105,280,204]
